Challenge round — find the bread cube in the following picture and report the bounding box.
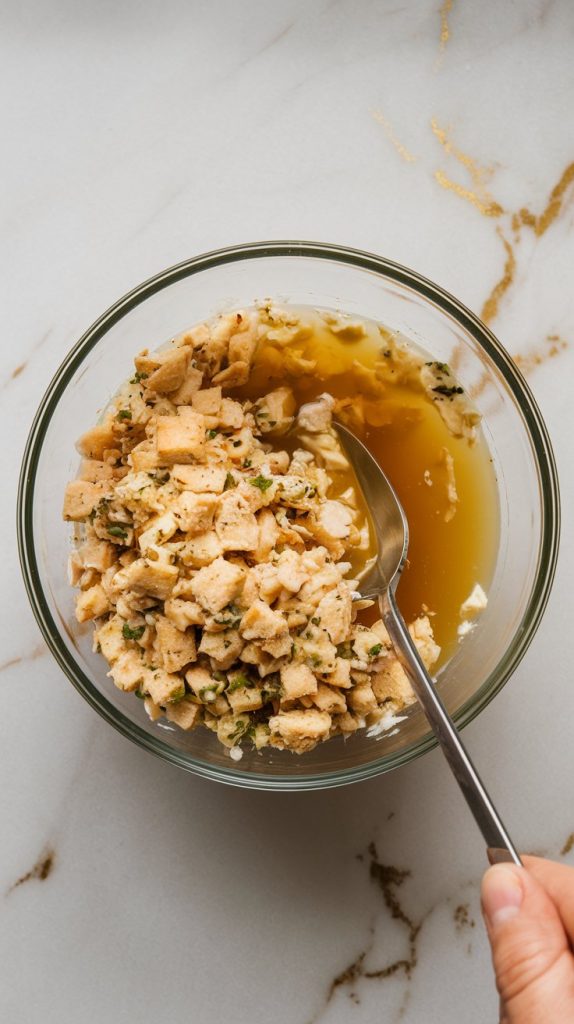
[63,480,108,521]
[171,465,227,493]
[78,459,116,482]
[371,659,415,707]
[347,680,378,715]
[163,597,205,630]
[126,558,178,599]
[311,683,347,715]
[268,709,331,752]
[108,649,147,692]
[173,492,217,535]
[76,423,117,460]
[156,409,205,463]
[190,557,245,613]
[146,669,185,705]
[75,583,110,622]
[170,366,204,405]
[155,615,197,672]
[191,386,222,416]
[94,614,126,662]
[165,697,201,730]
[198,628,244,669]
[179,532,224,568]
[280,662,318,700]
[240,600,287,641]
[215,492,259,552]
[185,665,222,701]
[145,347,190,393]
[227,685,263,714]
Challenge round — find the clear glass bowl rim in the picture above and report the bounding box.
[17,240,561,790]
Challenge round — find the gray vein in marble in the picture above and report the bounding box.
[310,842,439,1023]
[453,902,476,934]
[127,182,193,242]
[310,818,574,1022]
[6,848,55,895]
[235,18,296,69]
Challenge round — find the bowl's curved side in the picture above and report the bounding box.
[17,242,561,790]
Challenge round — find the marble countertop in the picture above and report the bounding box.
[2,1,574,1021]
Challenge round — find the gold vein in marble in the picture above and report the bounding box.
[512,334,568,375]
[439,0,454,52]
[372,111,416,163]
[0,643,47,674]
[512,162,574,237]
[431,119,503,218]
[480,230,516,324]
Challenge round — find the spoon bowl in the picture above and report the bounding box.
[335,421,522,866]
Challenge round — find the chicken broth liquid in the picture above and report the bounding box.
[235,306,498,664]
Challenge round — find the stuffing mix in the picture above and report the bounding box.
[63,304,478,757]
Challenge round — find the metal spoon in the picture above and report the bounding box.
[335,422,521,867]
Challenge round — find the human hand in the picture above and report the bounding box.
[481,855,574,1022]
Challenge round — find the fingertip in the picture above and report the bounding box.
[481,864,525,929]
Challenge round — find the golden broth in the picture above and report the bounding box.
[235,306,498,664]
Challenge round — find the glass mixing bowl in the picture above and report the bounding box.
[17,242,560,790]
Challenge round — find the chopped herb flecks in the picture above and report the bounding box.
[107,525,129,539]
[122,623,145,641]
[249,474,273,492]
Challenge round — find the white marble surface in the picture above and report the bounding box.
[2,1,574,1020]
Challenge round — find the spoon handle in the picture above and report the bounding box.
[380,590,522,867]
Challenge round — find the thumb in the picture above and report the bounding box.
[481,863,574,1023]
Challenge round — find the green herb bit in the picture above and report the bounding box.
[116,409,132,421]
[336,641,353,660]
[368,643,383,658]
[311,616,321,626]
[229,717,250,741]
[227,674,252,693]
[107,525,129,539]
[199,685,218,703]
[249,474,273,492]
[169,687,187,703]
[224,471,238,491]
[426,361,450,374]
[243,459,252,468]
[130,371,148,384]
[206,428,219,439]
[122,623,145,641]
